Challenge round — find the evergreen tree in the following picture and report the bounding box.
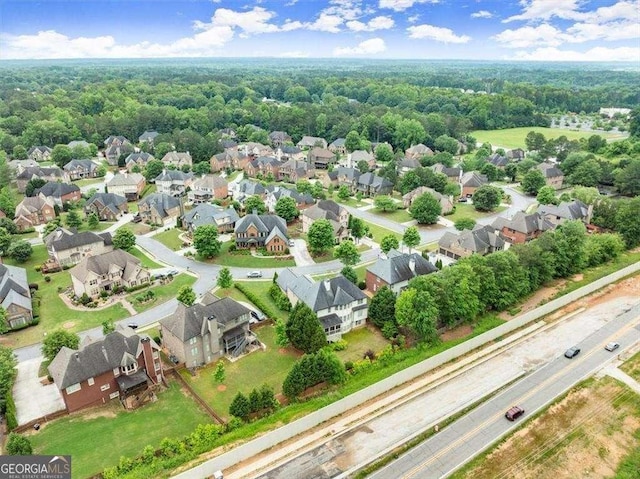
[285,302,326,353]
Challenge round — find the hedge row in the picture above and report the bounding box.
[233,283,280,321]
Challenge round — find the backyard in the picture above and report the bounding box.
[205,241,296,268]
[335,325,390,363]
[471,126,626,149]
[217,280,287,322]
[28,381,212,479]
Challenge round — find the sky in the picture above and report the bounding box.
[0,0,639,61]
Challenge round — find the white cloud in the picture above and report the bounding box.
[512,46,640,62]
[407,15,420,23]
[278,50,309,58]
[324,0,364,20]
[196,6,279,35]
[284,0,298,5]
[407,24,470,43]
[471,10,493,19]
[567,20,640,42]
[307,13,344,32]
[504,0,583,22]
[492,24,568,48]
[379,0,439,13]
[582,1,639,23]
[346,16,395,32]
[334,37,387,55]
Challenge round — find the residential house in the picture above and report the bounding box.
[0,264,33,331]
[279,145,306,161]
[187,175,228,204]
[48,329,163,413]
[232,179,266,204]
[15,166,70,193]
[13,195,56,231]
[103,137,133,166]
[402,186,454,214]
[9,159,39,171]
[161,151,192,169]
[398,157,421,175]
[125,152,155,172]
[492,211,555,244]
[405,144,434,160]
[104,136,131,149]
[138,131,159,145]
[366,249,437,294]
[308,147,336,169]
[349,150,375,170]
[431,163,462,183]
[63,159,100,180]
[268,131,292,148]
[237,142,273,158]
[507,148,525,161]
[265,186,315,213]
[160,294,254,367]
[153,169,194,196]
[329,138,346,155]
[329,166,360,192]
[68,140,90,150]
[278,158,314,182]
[536,200,592,227]
[84,192,129,221]
[34,182,82,207]
[234,213,289,252]
[276,269,368,342]
[210,150,249,172]
[357,172,393,197]
[301,200,349,242]
[487,154,509,169]
[537,162,565,190]
[297,136,327,150]
[460,172,488,198]
[69,249,150,298]
[244,156,282,179]
[106,173,146,201]
[27,146,52,162]
[137,193,181,225]
[182,203,239,234]
[438,224,505,260]
[44,228,113,267]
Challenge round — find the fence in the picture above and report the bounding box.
[169,369,225,425]
[174,261,640,478]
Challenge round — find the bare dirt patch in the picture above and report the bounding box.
[441,324,473,342]
[457,377,640,479]
[217,385,227,392]
[62,321,75,329]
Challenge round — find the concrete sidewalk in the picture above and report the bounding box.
[603,365,640,394]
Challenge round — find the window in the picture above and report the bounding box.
[66,383,81,394]
[113,367,120,377]
[87,377,95,386]
[109,391,120,400]
[153,351,159,359]
[189,337,197,345]
[100,384,110,392]
[89,279,98,286]
[191,347,198,356]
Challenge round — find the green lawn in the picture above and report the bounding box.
[620,351,640,382]
[312,243,370,264]
[179,326,300,420]
[471,127,626,149]
[153,228,184,251]
[127,273,196,313]
[335,326,390,363]
[12,230,39,240]
[227,170,242,181]
[74,178,104,187]
[363,221,402,243]
[140,184,157,198]
[218,280,287,322]
[205,241,296,268]
[30,381,212,479]
[371,208,413,224]
[128,246,163,269]
[312,261,373,282]
[58,211,114,232]
[445,203,507,223]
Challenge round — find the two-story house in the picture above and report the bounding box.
[278,158,314,183]
[63,159,100,180]
[308,147,337,169]
[137,193,181,225]
[297,136,328,150]
[492,211,555,244]
[329,138,346,155]
[438,224,505,260]
[536,200,592,227]
[161,151,192,169]
[13,195,56,231]
[232,179,266,204]
[405,144,434,160]
[70,249,150,298]
[15,166,70,193]
[187,175,229,204]
[48,329,163,413]
[44,228,113,267]
[125,152,155,172]
[160,294,254,367]
[182,203,239,234]
[356,172,393,197]
[34,182,82,207]
[301,200,350,242]
[234,213,289,252]
[244,156,282,179]
[460,172,488,198]
[210,150,250,173]
[537,162,565,190]
[276,269,368,342]
[84,192,128,221]
[0,264,34,331]
[265,186,315,214]
[27,146,52,162]
[268,131,292,148]
[326,166,360,191]
[153,169,194,196]
[431,163,462,183]
[106,173,146,201]
[402,186,454,214]
[366,249,437,294]
[138,131,159,145]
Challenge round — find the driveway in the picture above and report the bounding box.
[290,239,314,267]
[14,357,65,425]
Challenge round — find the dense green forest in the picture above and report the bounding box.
[0,60,638,162]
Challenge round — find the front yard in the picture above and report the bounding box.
[445,203,508,223]
[204,241,296,268]
[363,221,402,243]
[153,228,185,251]
[370,208,413,224]
[128,246,163,269]
[127,273,196,313]
[29,381,212,479]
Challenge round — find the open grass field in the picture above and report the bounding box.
[179,326,300,420]
[205,241,296,268]
[471,127,626,149]
[153,228,184,250]
[127,273,196,313]
[451,377,640,479]
[370,208,413,224]
[29,381,212,479]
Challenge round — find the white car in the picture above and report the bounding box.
[246,271,263,278]
[605,342,620,352]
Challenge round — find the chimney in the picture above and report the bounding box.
[74,352,79,360]
[323,279,331,292]
[409,257,416,274]
[162,168,166,176]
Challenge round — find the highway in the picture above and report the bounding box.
[368,303,640,479]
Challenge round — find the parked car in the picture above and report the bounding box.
[247,271,263,278]
[127,322,139,329]
[167,269,179,276]
[288,239,295,247]
[168,354,180,364]
[457,197,468,203]
[605,342,620,352]
[564,346,581,358]
[505,406,525,421]
[132,214,142,223]
[250,310,266,322]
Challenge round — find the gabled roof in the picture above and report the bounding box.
[161,151,192,163]
[367,249,437,285]
[182,203,239,229]
[460,172,488,188]
[85,192,127,210]
[537,162,564,178]
[298,136,327,148]
[309,147,335,159]
[69,249,144,283]
[139,131,159,141]
[16,166,66,180]
[44,227,112,251]
[357,172,393,190]
[34,182,80,199]
[192,174,228,190]
[405,144,433,157]
[27,146,52,155]
[235,213,287,236]
[0,264,31,313]
[125,152,154,164]
[63,159,98,172]
[15,195,55,215]
[330,138,346,147]
[269,131,291,141]
[492,211,555,235]
[335,166,361,181]
[236,180,266,196]
[438,224,505,254]
[138,193,181,218]
[154,169,194,182]
[431,163,461,178]
[107,173,144,187]
[537,200,589,221]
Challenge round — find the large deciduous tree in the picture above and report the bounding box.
[285,302,326,354]
[217,267,233,289]
[472,185,502,212]
[402,226,420,253]
[42,329,80,362]
[8,240,32,263]
[112,228,136,250]
[369,286,396,329]
[307,219,334,255]
[177,286,196,306]
[374,195,397,212]
[51,144,72,168]
[521,169,547,195]
[380,234,399,254]
[536,185,558,205]
[274,196,299,223]
[244,195,266,215]
[409,193,441,224]
[395,288,439,343]
[193,224,221,258]
[334,240,360,266]
[615,197,640,248]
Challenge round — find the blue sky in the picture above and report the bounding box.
[1,0,638,61]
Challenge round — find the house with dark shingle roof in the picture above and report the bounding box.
[431,163,461,183]
[268,131,292,148]
[137,193,181,225]
[366,249,437,294]
[537,162,565,190]
[160,294,253,367]
[487,154,509,169]
[244,156,282,179]
[161,151,192,169]
[356,172,393,197]
[0,264,33,331]
[125,152,155,172]
[276,269,368,341]
[537,200,592,227]
[301,200,349,242]
[231,179,266,204]
[84,192,128,221]
[138,131,159,144]
[234,213,289,253]
[27,146,52,162]
[265,186,315,214]
[106,173,145,201]
[34,182,82,207]
[63,159,100,180]
[329,138,346,155]
[153,169,194,196]
[460,172,488,198]
[13,195,56,231]
[438,224,505,260]
[70,249,150,298]
[278,158,314,182]
[44,227,113,267]
[48,329,163,413]
[15,166,69,193]
[187,174,229,203]
[182,203,239,234]
[308,147,336,169]
[402,186,454,214]
[492,211,555,244]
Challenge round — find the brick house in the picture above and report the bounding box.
[161,151,192,169]
[187,174,229,203]
[125,152,155,172]
[301,200,350,242]
[34,182,82,207]
[366,249,437,294]
[15,166,70,193]
[210,150,250,173]
[536,200,593,227]
[278,159,314,182]
[0,264,34,331]
[460,172,488,198]
[84,192,129,221]
[492,211,555,244]
[308,147,337,169]
[44,228,113,267]
[13,195,56,231]
[356,172,393,197]
[48,329,163,413]
[63,159,100,180]
[153,169,194,196]
[106,173,146,201]
[537,162,565,190]
[438,224,505,260]
[234,213,289,252]
[137,193,181,225]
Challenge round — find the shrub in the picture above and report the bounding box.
[358,280,366,290]
[329,339,348,351]
[234,283,278,320]
[100,290,108,298]
[34,266,41,272]
[28,283,39,290]
[44,276,51,283]
[363,349,377,361]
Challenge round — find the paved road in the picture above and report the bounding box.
[369,303,640,479]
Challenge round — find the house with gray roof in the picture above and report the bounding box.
[84,192,128,221]
[182,203,239,234]
[297,136,328,150]
[137,193,181,225]
[487,153,509,169]
[232,179,267,204]
[460,172,488,197]
[15,166,70,193]
[301,200,349,242]
[161,151,192,169]
[268,131,291,148]
[366,249,437,294]
[398,157,421,175]
[356,172,393,197]
[125,152,155,171]
[0,264,33,331]
[308,147,336,169]
[278,158,314,182]
[63,159,100,180]
[160,294,254,367]
[537,162,565,190]
[34,182,82,207]
[431,163,462,183]
[13,195,56,231]
[276,269,368,341]
[405,144,434,160]
[107,172,145,200]
[48,329,163,413]
[492,211,555,244]
[187,174,229,203]
[138,131,159,144]
[402,186,454,214]
[438,224,505,260]
[44,227,113,267]
[70,249,150,298]
[153,169,194,196]
[537,200,592,227]
[27,145,52,162]
[265,186,315,214]
[234,213,288,253]
[329,138,346,155]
